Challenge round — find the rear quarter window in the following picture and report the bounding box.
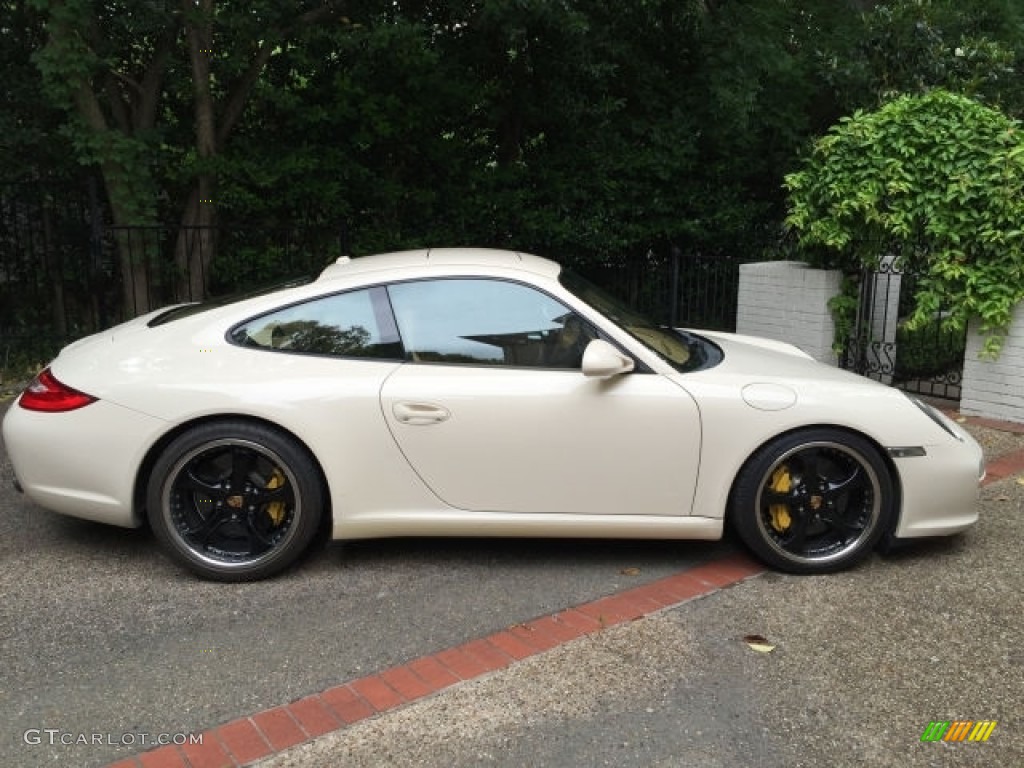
[229,286,403,359]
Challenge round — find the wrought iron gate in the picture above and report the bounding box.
[839,254,966,401]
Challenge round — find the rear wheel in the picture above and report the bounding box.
[147,421,323,581]
[729,429,894,574]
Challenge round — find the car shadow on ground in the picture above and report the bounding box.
[13,490,977,587]
[11,495,736,583]
[320,535,736,574]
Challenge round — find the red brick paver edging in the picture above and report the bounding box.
[982,450,1024,485]
[106,553,763,768]
[958,412,1024,486]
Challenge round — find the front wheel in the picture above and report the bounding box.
[147,421,324,581]
[729,429,894,574]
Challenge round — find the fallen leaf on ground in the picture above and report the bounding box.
[742,634,776,653]
[620,567,641,576]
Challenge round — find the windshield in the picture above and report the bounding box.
[560,269,720,373]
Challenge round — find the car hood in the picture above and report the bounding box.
[694,329,816,362]
[672,329,966,452]
[690,329,882,388]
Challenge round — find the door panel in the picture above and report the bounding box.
[380,365,701,516]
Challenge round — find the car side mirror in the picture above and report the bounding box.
[581,339,635,378]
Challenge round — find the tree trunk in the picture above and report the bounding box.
[70,79,156,315]
[101,173,154,316]
[39,7,177,318]
[175,0,218,302]
[173,183,216,302]
[40,206,68,337]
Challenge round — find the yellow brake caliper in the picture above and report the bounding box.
[265,469,287,526]
[768,465,792,533]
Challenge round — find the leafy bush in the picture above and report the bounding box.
[786,90,1024,358]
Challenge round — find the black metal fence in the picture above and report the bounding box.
[839,255,966,401]
[104,223,347,315]
[575,247,753,332]
[0,179,347,374]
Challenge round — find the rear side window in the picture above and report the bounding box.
[229,286,403,359]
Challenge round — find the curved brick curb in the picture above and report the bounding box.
[108,412,1024,768]
[958,413,1024,486]
[982,449,1024,485]
[106,553,763,768]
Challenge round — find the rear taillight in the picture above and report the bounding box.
[19,368,97,412]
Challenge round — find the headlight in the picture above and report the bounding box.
[908,396,965,442]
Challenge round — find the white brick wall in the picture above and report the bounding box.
[960,303,1024,423]
[736,261,842,364]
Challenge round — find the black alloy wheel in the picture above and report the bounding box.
[729,429,895,574]
[147,421,323,581]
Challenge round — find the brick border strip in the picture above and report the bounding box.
[107,553,764,768]
[956,412,1024,486]
[981,447,1024,485]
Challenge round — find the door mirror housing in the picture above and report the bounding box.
[581,339,635,378]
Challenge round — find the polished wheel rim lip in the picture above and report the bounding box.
[161,438,302,571]
[754,440,882,566]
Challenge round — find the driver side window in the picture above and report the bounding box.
[386,279,597,368]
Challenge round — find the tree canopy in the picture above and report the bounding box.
[7,0,1024,313]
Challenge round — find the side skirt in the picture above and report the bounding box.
[332,512,723,541]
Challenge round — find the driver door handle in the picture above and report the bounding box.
[393,402,451,426]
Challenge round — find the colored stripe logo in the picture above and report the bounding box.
[920,720,997,742]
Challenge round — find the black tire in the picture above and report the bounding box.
[729,428,894,574]
[146,421,324,581]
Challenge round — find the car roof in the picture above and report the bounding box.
[316,248,562,282]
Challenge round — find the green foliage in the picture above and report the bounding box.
[0,3,79,181]
[27,0,169,224]
[813,0,1024,118]
[827,275,861,355]
[1,335,61,384]
[786,89,1024,357]
[13,0,876,270]
[859,0,1024,106]
[15,0,1024,326]
[209,0,868,266]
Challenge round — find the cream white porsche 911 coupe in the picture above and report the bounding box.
[2,248,984,581]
